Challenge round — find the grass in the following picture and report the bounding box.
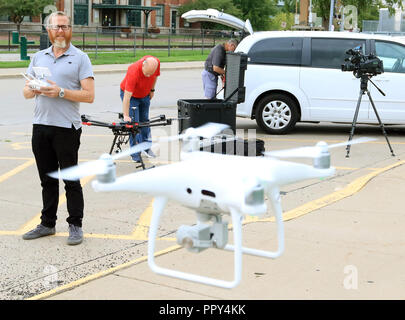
[0,49,208,68]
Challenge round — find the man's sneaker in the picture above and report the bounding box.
[67,224,83,246]
[142,149,156,158]
[22,224,55,240]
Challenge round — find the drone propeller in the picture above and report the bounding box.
[48,142,152,181]
[158,122,231,143]
[265,137,376,159]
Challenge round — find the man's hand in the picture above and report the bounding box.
[23,80,40,99]
[37,80,60,98]
[149,91,154,100]
[124,115,132,122]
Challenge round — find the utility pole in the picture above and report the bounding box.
[329,0,335,31]
[300,0,309,25]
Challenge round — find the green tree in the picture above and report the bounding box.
[179,0,242,30]
[281,0,299,14]
[312,0,403,30]
[269,12,295,31]
[0,0,54,32]
[233,0,278,30]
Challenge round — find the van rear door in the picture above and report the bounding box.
[181,9,253,35]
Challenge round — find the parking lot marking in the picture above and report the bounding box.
[0,159,35,183]
[10,141,31,150]
[132,199,154,240]
[254,159,405,224]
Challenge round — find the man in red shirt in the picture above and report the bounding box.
[120,56,160,162]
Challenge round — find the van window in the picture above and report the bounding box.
[248,37,302,65]
[311,38,366,69]
[375,41,405,73]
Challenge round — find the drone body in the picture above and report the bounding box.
[92,152,335,217]
[49,123,373,289]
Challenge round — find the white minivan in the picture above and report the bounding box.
[183,9,405,134]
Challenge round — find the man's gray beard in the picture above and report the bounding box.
[54,40,66,48]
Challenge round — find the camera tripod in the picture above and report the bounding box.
[346,74,395,158]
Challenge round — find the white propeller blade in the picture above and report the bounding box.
[265,137,376,158]
[158,122,230,142]
[48,160,107,180]
[111,142,152,160]
[48,142,152,181]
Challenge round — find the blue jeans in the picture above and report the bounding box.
[202,69,218,99]
[120,89,151,161]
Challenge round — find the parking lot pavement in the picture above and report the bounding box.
[1,118,404,301]
[1,59,404,303]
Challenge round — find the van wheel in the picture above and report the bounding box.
[255,94,299,134]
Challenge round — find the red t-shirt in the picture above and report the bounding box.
[120,55,160,98]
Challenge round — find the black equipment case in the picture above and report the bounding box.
[177,52,248,134]
[201,136,265,157]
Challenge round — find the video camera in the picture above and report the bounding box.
[341,46,383,78]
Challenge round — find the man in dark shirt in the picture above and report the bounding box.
[202,39,238,99]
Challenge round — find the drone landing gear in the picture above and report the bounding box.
[224,187,285,259]
[147,188,285,289]
[147,197,243,289]
[109,133,152,171]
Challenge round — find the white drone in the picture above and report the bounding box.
[21,67,52,90]
[48,123,374,289]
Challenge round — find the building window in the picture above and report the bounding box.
[74,0,88,25]
[127,0,141,27]
[103,0,116,4]
[155,4,164,27]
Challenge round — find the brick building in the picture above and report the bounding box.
[0,0,198,32]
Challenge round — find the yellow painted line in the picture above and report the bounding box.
[250,159,405,224]
[26,244,182,300]
[0,159,35,183]
[0,231,20,236]
[10,141,31,150]
[16,175,95,235]
[131,199,154,240]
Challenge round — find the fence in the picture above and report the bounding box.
[362,20,405,36]
[0,25,243,57]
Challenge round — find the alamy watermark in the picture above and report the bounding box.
[43,264,59,290]
[343,264,358,290]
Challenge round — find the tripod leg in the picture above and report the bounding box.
[346,90,364,158]
[367,92,395,157]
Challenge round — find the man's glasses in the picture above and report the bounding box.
[48,25,71,31]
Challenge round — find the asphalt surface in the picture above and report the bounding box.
[0,53,404,305]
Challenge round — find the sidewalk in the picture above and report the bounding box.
[0,53,204,78]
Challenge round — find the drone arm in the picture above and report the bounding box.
[224,186,285,259]
[147,197,243,289]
